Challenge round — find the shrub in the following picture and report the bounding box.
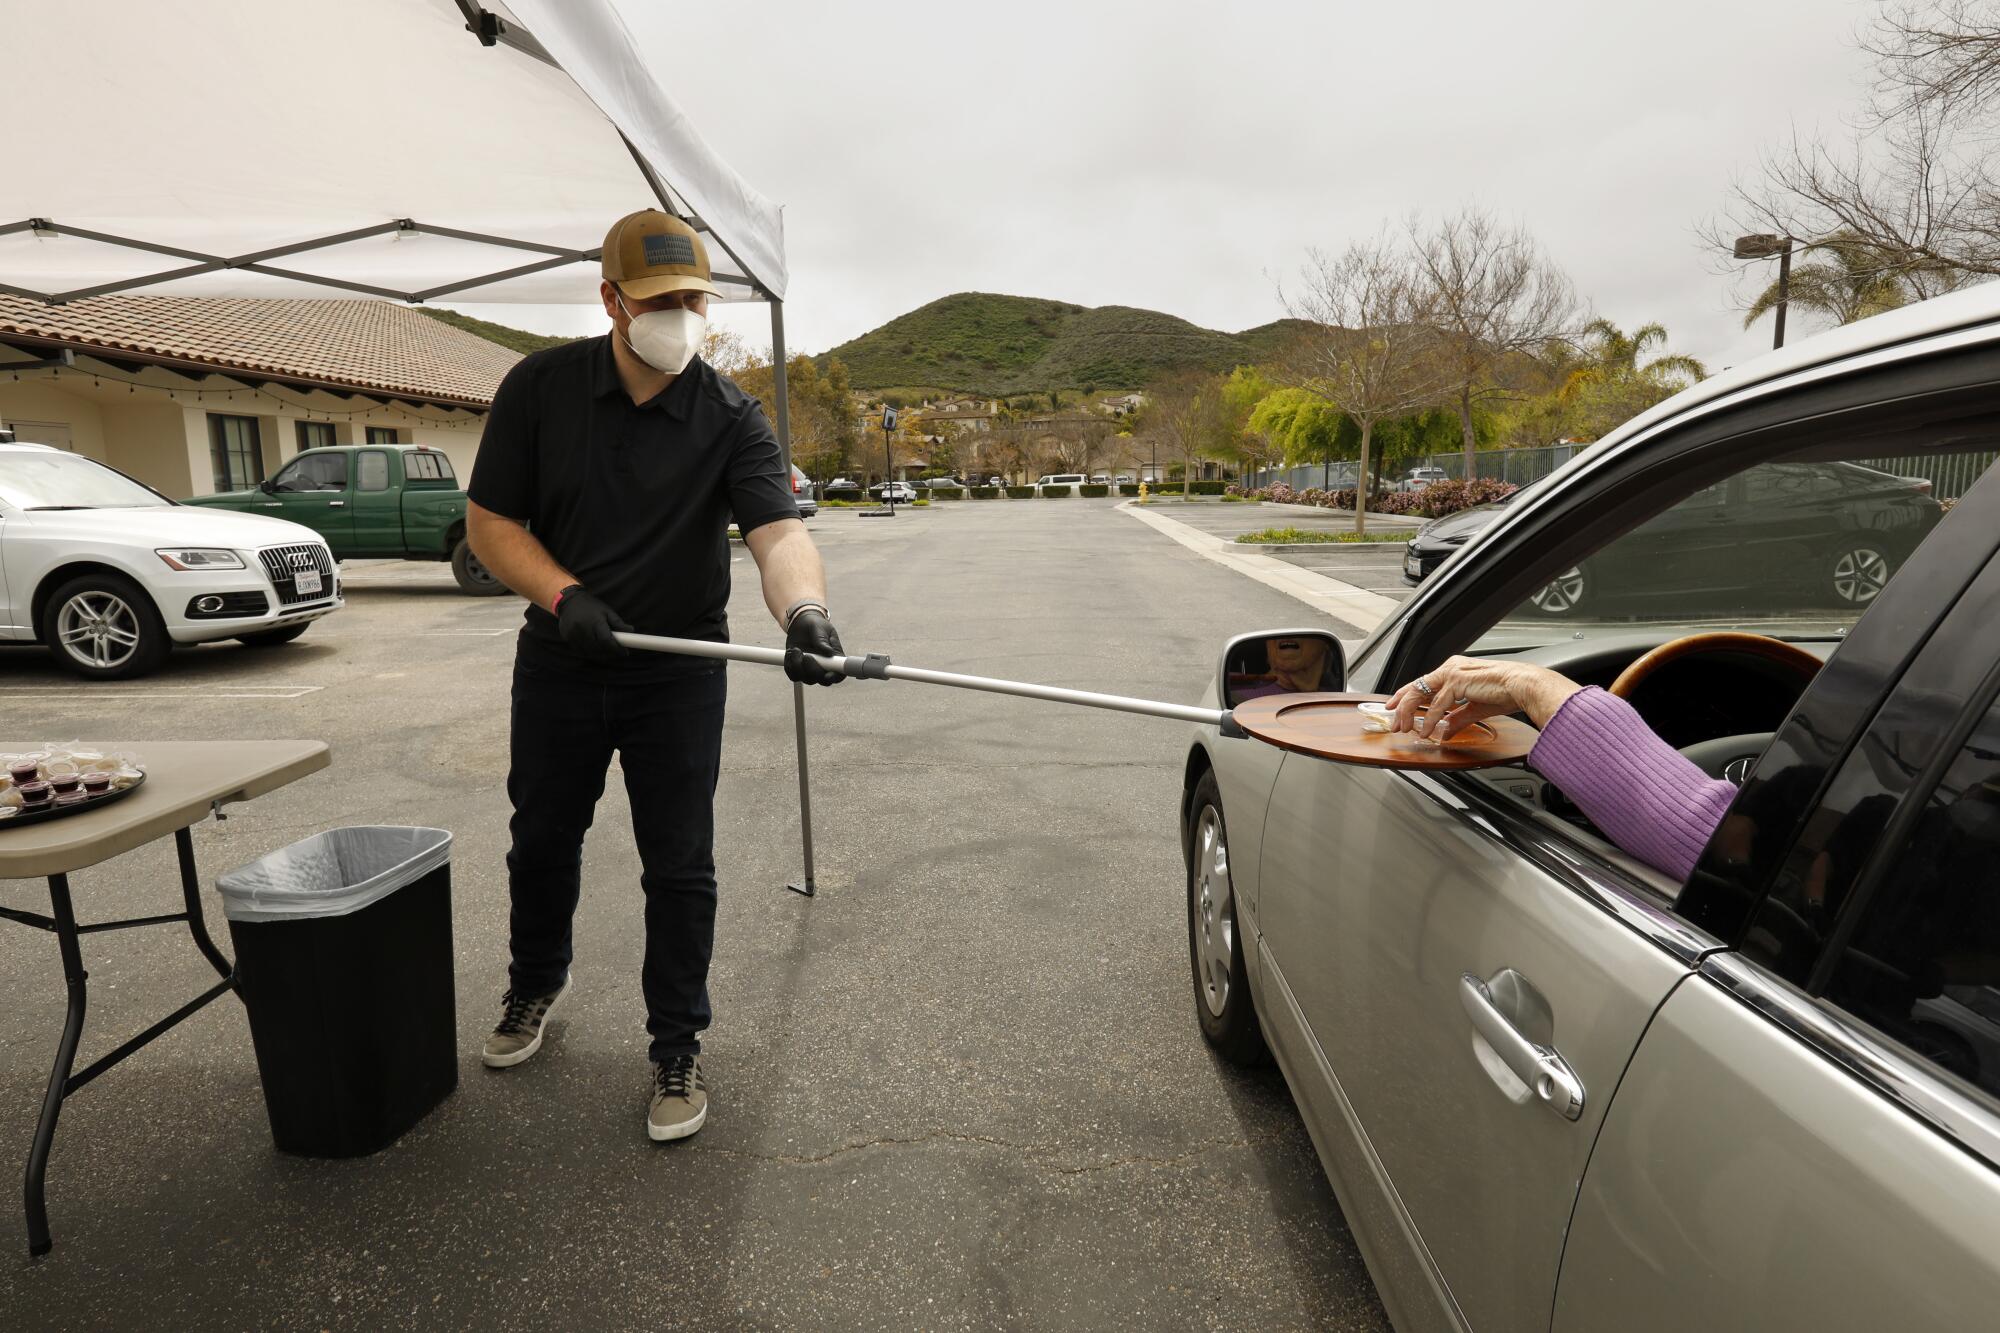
[911,498,930,507]
[1118,482,1144,496]
[1235,526,1411,545]
[930,487,965,500]
[1005,485,1037,499]
[969,486,1000,499]
[1079,483,1109,498]
[1039,484,1073,498]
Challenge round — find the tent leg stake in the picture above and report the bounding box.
[786,682,817,898]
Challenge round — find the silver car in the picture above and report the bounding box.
[1182,286,2000,1331]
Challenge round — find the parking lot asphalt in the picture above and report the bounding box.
[1141,502,1420,605]
[0,500,1391,1330]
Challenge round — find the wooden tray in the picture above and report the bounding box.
[1,772,146,830]
[1230,693,1539,770]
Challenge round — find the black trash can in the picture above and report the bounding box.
[219,827,457,1158]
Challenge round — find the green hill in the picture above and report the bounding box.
[821,292,1306,393]
[418,308,577,356]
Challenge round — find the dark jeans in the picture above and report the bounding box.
[505,655,727,1062]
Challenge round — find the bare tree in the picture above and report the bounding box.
[1707,2,2000,294]
[1280,238,1451,532]
[1409,208,1576,477]
[1142,369,1224,499]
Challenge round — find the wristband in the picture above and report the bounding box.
[552,583,584,616]
[782,598,830,630]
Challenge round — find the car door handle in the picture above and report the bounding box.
[1459,973,1585,1120]
[326,500,345,507]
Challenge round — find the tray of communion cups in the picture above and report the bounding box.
[0,744,147,830]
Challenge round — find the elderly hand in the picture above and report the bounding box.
[1387,656,1583,742]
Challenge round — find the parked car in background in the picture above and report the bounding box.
[1035,473,1087,492]
[1178,285,2000,1332]
[986,475,1006,487]
[868,481,917,503]
[791,465,817,518]
[0,439,342,678]
[1396,465,1449,493]
[1089,473,1112,484]
[1401,479,1542,582]
[181,444,496,594]
[828,476,855,489]
[1115,473,1134,484]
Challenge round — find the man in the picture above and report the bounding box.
[465,209,844,1142]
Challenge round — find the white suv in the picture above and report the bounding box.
[0,441,344,678]
[1035,473,1088,492]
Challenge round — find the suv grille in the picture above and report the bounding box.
[258,543,335,606]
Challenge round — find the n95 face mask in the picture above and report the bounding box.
[617,296,706,375]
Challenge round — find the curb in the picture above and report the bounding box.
[1118,502,1401,635]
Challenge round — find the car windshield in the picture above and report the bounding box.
[1474,450,1998,654]
[0,450,172,510]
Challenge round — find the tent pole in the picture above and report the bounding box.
[767,296,816,898]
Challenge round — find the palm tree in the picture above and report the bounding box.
[1561,319,1706,397]
[1743,231,1909,333]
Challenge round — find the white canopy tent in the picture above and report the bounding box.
[0,0,799,455]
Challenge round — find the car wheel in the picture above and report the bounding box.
[1529,565,1588,616]
[236,624,310,648]
[1827,543,1892,606]
[1186,769,1268,1065]
[45,573,170,679]
[451,537,507,596]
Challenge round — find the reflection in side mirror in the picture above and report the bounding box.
[1217,629,1345,710]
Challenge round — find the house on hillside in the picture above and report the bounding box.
[1098,392,1144,417]
[0,295,516,497]
[916,397,997,434]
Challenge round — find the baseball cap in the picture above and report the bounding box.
[602,209,720,300]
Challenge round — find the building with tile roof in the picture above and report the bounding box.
[0,296,521,497]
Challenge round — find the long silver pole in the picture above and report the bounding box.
[611,632,1229,728]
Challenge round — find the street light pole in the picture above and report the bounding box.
[1734,232,1805,350]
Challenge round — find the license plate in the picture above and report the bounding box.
[293,568,323,597]
[1404,551,1420,577]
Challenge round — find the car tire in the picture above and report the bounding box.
[44,572,171,680]
[1186,769,1269,1065]
[1826,542,1893,606]
[236,624,310,648]
[1528,564,1588,617]
[451,537,506,596]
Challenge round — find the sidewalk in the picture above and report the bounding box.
[1120,501,1410,638]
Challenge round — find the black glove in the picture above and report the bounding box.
[784,608,846,686]
[554,584,631,661]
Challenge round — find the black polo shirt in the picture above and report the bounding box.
[467,337,798,680]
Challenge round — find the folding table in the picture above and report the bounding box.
[0,739,329,1257]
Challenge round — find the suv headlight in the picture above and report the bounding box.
[156,548,245,571]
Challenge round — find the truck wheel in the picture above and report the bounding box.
[451,538,506,596]
[44,573,171,680]
[236,624,310,647]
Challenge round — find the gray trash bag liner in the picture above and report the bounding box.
[218,826,453,923]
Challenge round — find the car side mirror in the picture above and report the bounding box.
[260,478,278,494]
[1217,628,1345,710]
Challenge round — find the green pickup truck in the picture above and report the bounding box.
[184,444,501,594]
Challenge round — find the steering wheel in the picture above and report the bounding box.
[1608,632,1823,782]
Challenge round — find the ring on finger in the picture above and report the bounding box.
[1413,677,1435,699]
[1454,696,1470,707]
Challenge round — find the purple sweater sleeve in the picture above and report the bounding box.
[1526,687,1737,880]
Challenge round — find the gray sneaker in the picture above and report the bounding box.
[647,1055,708,1141]
[481,977,570,1068]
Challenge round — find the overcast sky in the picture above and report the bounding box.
[459,0,1879,375]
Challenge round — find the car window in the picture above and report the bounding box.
[1471,450,1992,653]
[403,450,452,481]
[357,450,391,492]
[1820,680,2000,1105]
[286,452,348,491]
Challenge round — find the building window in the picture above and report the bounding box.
[296,420,337,452]
[208,413,263,492]
[366,426,400,444]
